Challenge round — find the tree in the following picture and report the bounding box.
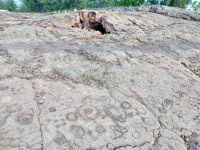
[18,0,148,12]
[160,0,169,5]
[160,0,191,8]
[20,0,38,12]
[192,1,200,10]
[37,0,65,12]
[146,0,159,5]
[0,0,6,9]
[4,0,17,11]
[169,0,190,8]
[119,0,144,6]
[20,0,46,12]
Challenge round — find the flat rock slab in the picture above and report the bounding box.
[0,78,41,150]
[37,81,158,149]
[0,6,200,150]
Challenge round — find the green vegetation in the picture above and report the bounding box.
[160,0,190,8]
[119,0,144,6]
[14,0,130,12]
[145,0,191,8]
[146,0,159,5]
[4,0,17,11]
[0,0,17,11]
[0,0,6,9]
[0,0,198,12]
[19,0,121,12]
[192,1,200,11]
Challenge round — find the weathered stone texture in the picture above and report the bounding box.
[0,6,200,150]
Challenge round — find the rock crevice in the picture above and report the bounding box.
[74,11,114,34]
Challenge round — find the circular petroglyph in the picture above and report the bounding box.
[16,114,33,125]
[70,125,85,138]
[142,117,156,126]
[98,96,111,104]
[82,96,92,104]
[105,105,127,122]
[0,85,9,91]
[121,101,132,109]
[66,112,78,122]
[78,105,99,120]
[132,130,141,139]
[53,132,67,145]
[163,99,173,111]
[49,107,56,112]
[136,108,147,115]
[95,125,106,134]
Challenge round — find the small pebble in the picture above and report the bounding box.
[38,100,44,104]
[185,138,189,142]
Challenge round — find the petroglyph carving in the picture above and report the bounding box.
[16,113,34,125]
[105,105,127,122]
[98,96,111,105]
[66,112,78,122]
[95,125,106,134]
[82,96,92,104]
[53,131,67,145]
[70,125,85,138]
[78,105,99,120]
[132,130,141,139]
[136,108,147,115]
[121,101,132,109]
[142,117,156,126]
[162,99,173,111]
[110,125,128,140]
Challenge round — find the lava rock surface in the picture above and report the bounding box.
[0,6,200,150]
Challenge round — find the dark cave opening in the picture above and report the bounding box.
[89,22,110,35]
[73,11,112,35]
